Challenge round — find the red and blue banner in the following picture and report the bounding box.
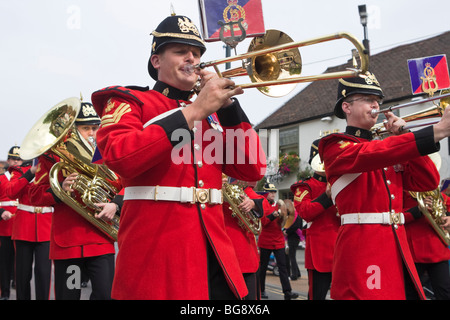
[407,54,450,95]
[198,0,265,42]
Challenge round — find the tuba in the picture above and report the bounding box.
[413,189,450,246]
[20,97,120,241]
[222,182,262,235]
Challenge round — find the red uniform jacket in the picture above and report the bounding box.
[291,174,339,272]
[223,186,262,274]
[0,173,17,237]
[403,191,450,264]
[319,126,440,300]
[258,199,285,250]
[91,83,266,300]
[7,165,51,242]
[28,153,115,259]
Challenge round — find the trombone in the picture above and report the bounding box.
[189,29,369,97]
[371,91,450,136]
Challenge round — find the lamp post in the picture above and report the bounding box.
[358,4,370,55]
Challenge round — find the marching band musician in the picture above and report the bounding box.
[222,176,264,300]
[91,14,266,300]
[28,103,119,300]
[403,190,450,299]
[318,71,450,300]
[0,146,21,299]
[258,183,298,300]
[290,139,339,300]
[6,147,52,300]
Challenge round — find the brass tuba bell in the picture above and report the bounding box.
[412,188,450,246]
[222,182,262,235]
[20,97,120,241]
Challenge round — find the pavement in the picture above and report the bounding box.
[6,248,312,301]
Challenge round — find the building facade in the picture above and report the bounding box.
[255,31,450,198]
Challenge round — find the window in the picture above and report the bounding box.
[279,127,299,155]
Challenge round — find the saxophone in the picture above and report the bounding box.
[413,189,450,246]
[222,182,262,235]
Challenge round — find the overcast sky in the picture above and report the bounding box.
[1,0,449,160]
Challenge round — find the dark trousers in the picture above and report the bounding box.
[243,271,260,300]
[14,240,52,300]
[286,237,301,279]
[416,261,450,300]
[206,242,237,300]
[307,269,331,300]
[0,236,15,298]
[54,254,115,300]
[259,247,292,293]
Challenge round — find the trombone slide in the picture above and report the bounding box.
[193,31,369,94]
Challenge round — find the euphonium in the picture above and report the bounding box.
[222,182,262,235]
[20,97,120,241]
[412,189,450,246]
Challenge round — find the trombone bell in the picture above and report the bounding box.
[195,30,369,98]
[246,30,301,97]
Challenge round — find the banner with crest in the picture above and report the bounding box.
[198,0,265,44]
[407,54,450,95]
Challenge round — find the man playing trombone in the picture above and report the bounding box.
[91,13,266,300]
[319,71,450,300]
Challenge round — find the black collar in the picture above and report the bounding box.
[313,172,327,182]
[346,126,373,141]
[153,81,193,101]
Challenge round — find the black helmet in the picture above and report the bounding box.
[147,15,206,81]
[308,139,320,165]
[263,183,277,192]
[75,102,101,126]
[334,71,384,119]
[7,146,21,160]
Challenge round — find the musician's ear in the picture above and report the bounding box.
[150,54,161,71]
[341,101,351,116]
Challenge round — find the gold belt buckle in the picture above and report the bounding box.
[390,211,400,225]
[34,207,43,214]
[195,188,210,204]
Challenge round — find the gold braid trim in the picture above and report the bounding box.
[339,78,383,92]
[151,31,205,46]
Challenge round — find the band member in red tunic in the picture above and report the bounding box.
[319,71,450,300]
[291,139,339,300]
[7,151,52,300]
[222,177,264,300]
[28,103,118,300]
[403,190,450,299]
[91,14,266,300]
[0,146,21,299]
[258,183,298,300]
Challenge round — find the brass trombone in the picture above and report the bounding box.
[371,91,450,136]
[189,30,369,97]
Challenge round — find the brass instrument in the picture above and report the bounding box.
[412,189,450,246]
[371,91,450,136]
[20,97,120,241]
[223,182,262,235]
[191,29,369,97]
[310,154,325,173]
[281,199,296,229]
